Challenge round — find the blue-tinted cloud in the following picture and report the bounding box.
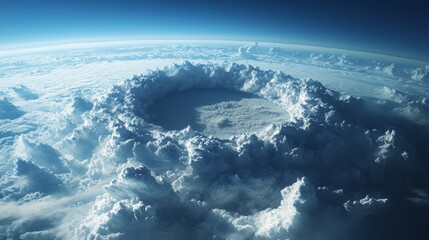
[2,61,428,239]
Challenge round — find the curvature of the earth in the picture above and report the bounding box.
[0,40,429,239]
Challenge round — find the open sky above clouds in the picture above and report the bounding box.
[1,0,429,61]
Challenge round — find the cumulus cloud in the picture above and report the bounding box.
[237,42,260,59]
[15,136,69,174]
[202,177,316,240]
[1,62,429,239]
[375,63,397,75]
[411,65,429,82]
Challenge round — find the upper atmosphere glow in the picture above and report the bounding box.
[1,0,429,61]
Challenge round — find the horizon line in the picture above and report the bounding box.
[1,38,427,64]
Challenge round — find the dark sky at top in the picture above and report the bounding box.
[0,0,428,60]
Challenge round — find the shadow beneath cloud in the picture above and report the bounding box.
[0,98,25,120]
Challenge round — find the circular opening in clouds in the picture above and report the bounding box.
[147,88,289,138]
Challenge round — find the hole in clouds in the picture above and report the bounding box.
[147,88,289,138]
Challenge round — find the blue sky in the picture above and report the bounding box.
[1,0,428,60]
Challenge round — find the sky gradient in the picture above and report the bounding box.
[1,0,428,61]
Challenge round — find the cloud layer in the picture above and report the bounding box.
[1,62,429,239]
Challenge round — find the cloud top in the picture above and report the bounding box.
[1,62,429,239]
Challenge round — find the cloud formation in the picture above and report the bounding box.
[1,62,429,239]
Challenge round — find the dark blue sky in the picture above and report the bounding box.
[1,0,428,61]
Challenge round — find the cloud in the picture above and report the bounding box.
[237,42,260,59]
[13,136,69,174]
[1,62,429,239]
[0,184,103,240]
[201,177,316,239]
[411,65,429,82]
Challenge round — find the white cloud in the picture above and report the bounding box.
[411,65,429,82]
[0,56,428,239]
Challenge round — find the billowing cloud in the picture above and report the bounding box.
[411,65,429,82]
[1,62,428,239]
